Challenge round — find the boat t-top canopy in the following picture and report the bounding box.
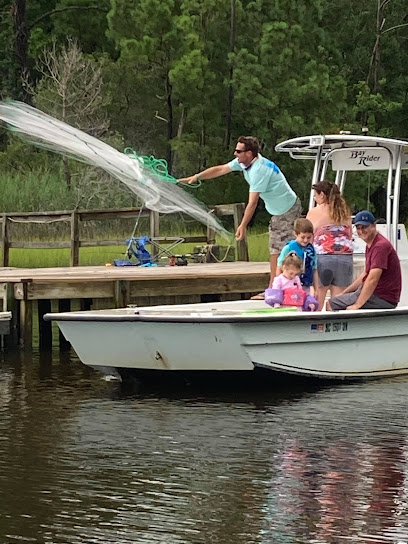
[275,134,408,249]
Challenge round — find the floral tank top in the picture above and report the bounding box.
[314,224,353,255]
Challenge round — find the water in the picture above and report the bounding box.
[1,350,408,544]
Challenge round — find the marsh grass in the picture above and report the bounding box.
[247,231,270,261]
[0,168,138,212]
[2,228,270,268]
[0,171,76,213]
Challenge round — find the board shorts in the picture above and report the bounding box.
[269,198,302,254]
[317,254,353,287]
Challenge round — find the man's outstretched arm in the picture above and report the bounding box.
[178,164,232,185]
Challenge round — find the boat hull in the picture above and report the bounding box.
[51,306,408,380]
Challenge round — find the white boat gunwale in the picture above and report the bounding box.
[44,307,408,324]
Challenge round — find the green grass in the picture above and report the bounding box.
[3,228,270,268]
[247,231,270,262]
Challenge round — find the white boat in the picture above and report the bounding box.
[45,134,408,380]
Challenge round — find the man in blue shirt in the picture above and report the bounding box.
[179,136,301,297]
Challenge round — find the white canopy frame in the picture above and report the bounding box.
[275,134,408,251]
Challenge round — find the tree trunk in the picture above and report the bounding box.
[62,157,72,190]
[224,0,236,149]
[11,0,30,102]
[372,0,383,94]
[200,110,206,170]
[364,0,389,127]
[367,0,387,94]
[165,74,174,173]
[171,106,186,174]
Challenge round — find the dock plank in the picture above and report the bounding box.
[0,262,270,282]
[2,262,270,300]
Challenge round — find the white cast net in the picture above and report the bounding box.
[0,101,233,240]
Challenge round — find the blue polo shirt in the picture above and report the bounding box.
[228,154,296,215]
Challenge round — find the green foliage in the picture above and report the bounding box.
[353,80,403,132]
[102,56,168,157]
[1,0,408,221]
[0,136,60,175]
[0,4,16,99]
[231,3,347,144]
[50,0,113,55]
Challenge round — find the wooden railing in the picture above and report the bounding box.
[0,203,249,267]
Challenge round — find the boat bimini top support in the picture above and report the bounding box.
[275,134,408,251]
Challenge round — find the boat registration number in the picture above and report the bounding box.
[310,321,348,333]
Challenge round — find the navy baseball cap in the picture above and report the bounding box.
[353,210,376,226]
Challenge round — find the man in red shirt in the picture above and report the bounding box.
[328,210,401,310]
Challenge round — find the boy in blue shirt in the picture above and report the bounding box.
[277,218,318,293]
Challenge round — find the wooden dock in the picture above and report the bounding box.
[0,261,270,348]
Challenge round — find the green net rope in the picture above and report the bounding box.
[124,147,201,187]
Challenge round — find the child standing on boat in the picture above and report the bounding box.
[277,218,318,295]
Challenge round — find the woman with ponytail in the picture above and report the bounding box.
[306,181,353,310]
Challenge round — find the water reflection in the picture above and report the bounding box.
[0,349,408,543]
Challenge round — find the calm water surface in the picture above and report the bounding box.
[1,349,408,544]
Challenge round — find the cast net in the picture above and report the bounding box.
[0,101,232,240]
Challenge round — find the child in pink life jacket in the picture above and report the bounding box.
[265,253,318,311]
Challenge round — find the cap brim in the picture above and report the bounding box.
[354,221,372,226]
